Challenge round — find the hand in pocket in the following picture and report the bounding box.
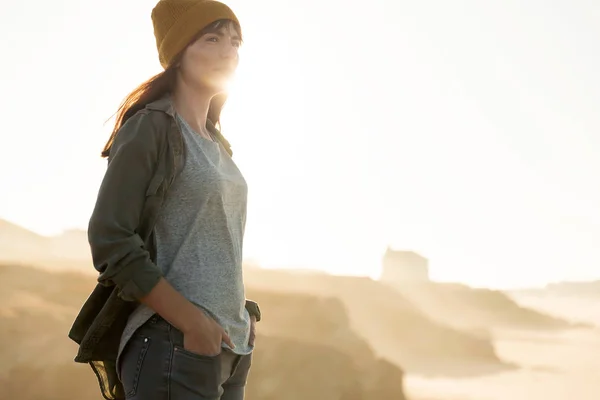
[183,310,234,356]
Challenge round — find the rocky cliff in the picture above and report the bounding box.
[0,264,408,399]
[388,281,576,331]
[244,268,505,376]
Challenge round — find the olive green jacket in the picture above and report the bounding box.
[68,95,260,400]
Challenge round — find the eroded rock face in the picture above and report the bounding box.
[0,264,408,400]
[245,268,505,375]
[384,281,574,331]
[245,289,407,400]
[364,358,408,399]
[246,335,366,400]
[247,334,406,400]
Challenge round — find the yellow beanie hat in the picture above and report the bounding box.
[151,0,240,69]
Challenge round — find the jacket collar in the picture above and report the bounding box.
[145,94,176,117]
[145,93,233,155]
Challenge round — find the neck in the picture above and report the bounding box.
[172,78,214,134]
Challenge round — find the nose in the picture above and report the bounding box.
[221,43,238,59]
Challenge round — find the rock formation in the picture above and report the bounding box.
[380,247,429,283]
[245,268,505,376]
[0,264,408,399]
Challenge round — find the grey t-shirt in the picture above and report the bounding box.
[117,114,252,376]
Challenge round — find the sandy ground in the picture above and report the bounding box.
[404,294,600,400]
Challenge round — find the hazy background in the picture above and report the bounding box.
[1,0,599,288]
[1,1,600,399]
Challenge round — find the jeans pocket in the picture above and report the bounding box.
[170,346,221,399]
[122,336,151,398]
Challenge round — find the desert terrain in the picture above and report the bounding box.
[1,219,598,399]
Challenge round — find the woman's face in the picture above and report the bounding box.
[179,23,241,93]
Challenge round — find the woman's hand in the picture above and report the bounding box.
[182,309,234,356]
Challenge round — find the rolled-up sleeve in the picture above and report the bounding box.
[88,111,164,302]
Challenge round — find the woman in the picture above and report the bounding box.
[69,1,260,399]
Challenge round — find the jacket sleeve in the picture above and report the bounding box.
[88,111,164,302]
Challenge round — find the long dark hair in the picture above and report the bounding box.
[101,19,242,158]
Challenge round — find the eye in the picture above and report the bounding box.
[206,36,219,42]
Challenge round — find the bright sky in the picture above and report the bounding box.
[1,0,599,289]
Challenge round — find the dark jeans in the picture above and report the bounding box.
[119,314,252,400]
